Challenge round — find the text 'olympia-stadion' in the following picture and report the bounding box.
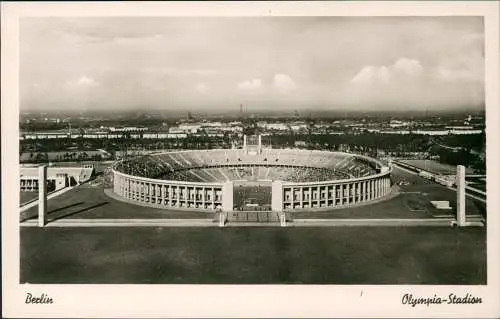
[110,135,393,213]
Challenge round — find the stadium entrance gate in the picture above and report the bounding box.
[230,180,282,223]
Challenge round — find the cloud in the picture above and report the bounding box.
[67,75,99,87]
[350,58,423,85]
[435,67,482,82]
[190,69,218,76]
[237,78,262,91]
[393,58,424,76]
[142,68,218,76]
[433,52,483,83]
[20,17,484,111]
[195,82,207,93]
[273,73,296,92]
[351,66,389,85]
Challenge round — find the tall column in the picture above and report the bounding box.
[346,184,351,204]
[332,185,336,206]
[290,187,295,208]
[308,186,312,208]
[38,166,47,227]
[258,135,262,154]
[136,182,139,201]
[456,165,466,226]
[351,183,355,204]
[362,181,366,202]
[360,182,364,202]
[202,187,206,208]
[184,186,188,206]
[338,185,343,205]
[162,184,167,205]
[300,186,304,208]
[142,182,145,202]
[130,180,133,200]
[358,182,362,202]
[370,179,375,200]
[317,186,321,207]
[222,181,234,212]
[271,180,284,212]
[175,185,181,207]
[168,185,172,206]
[353,183,357,204]
[211,187,215,209]
[118,176,122,196]
[113,174,118,194]
[348,184,352,204]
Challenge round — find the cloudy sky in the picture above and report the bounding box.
[20,17,484,112]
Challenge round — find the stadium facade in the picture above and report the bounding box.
[111,135,393,213]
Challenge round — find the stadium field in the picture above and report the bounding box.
[399,159,474,175]
[20,226,486,284]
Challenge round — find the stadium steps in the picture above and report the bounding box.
[226,211,281,224]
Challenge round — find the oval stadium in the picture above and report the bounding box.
[111,135,393,216]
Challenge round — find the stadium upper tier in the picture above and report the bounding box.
[113,149,381,183]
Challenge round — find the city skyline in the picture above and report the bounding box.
[20,17,484,112]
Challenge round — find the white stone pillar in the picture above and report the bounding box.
[184,186,188,206]
[211,187,215,210]
[271,180,284,212]
[332,185,336,206]
[162,185,167,205]
[317,186,321,206]
[371,180,375,200]
[175,185,181,207]
[38,166,47,227]
[258,135,262,154]
[338,185,342,205]
[361,181,365,202]
[202,187,206,209]
[299,186,304,208]
[309,186,312,208]
[222,181,234,212]
[113,173,118,194]
[169,185,173,206]
[353,183,357,204]
[456,165,466,226]
[149,183,153,203]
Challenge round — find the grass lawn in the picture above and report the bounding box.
[20,187,212,222]
[20,226,486,284]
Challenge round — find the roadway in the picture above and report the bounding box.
[393,163,486,203]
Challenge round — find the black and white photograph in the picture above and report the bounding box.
[2,1,499,318]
